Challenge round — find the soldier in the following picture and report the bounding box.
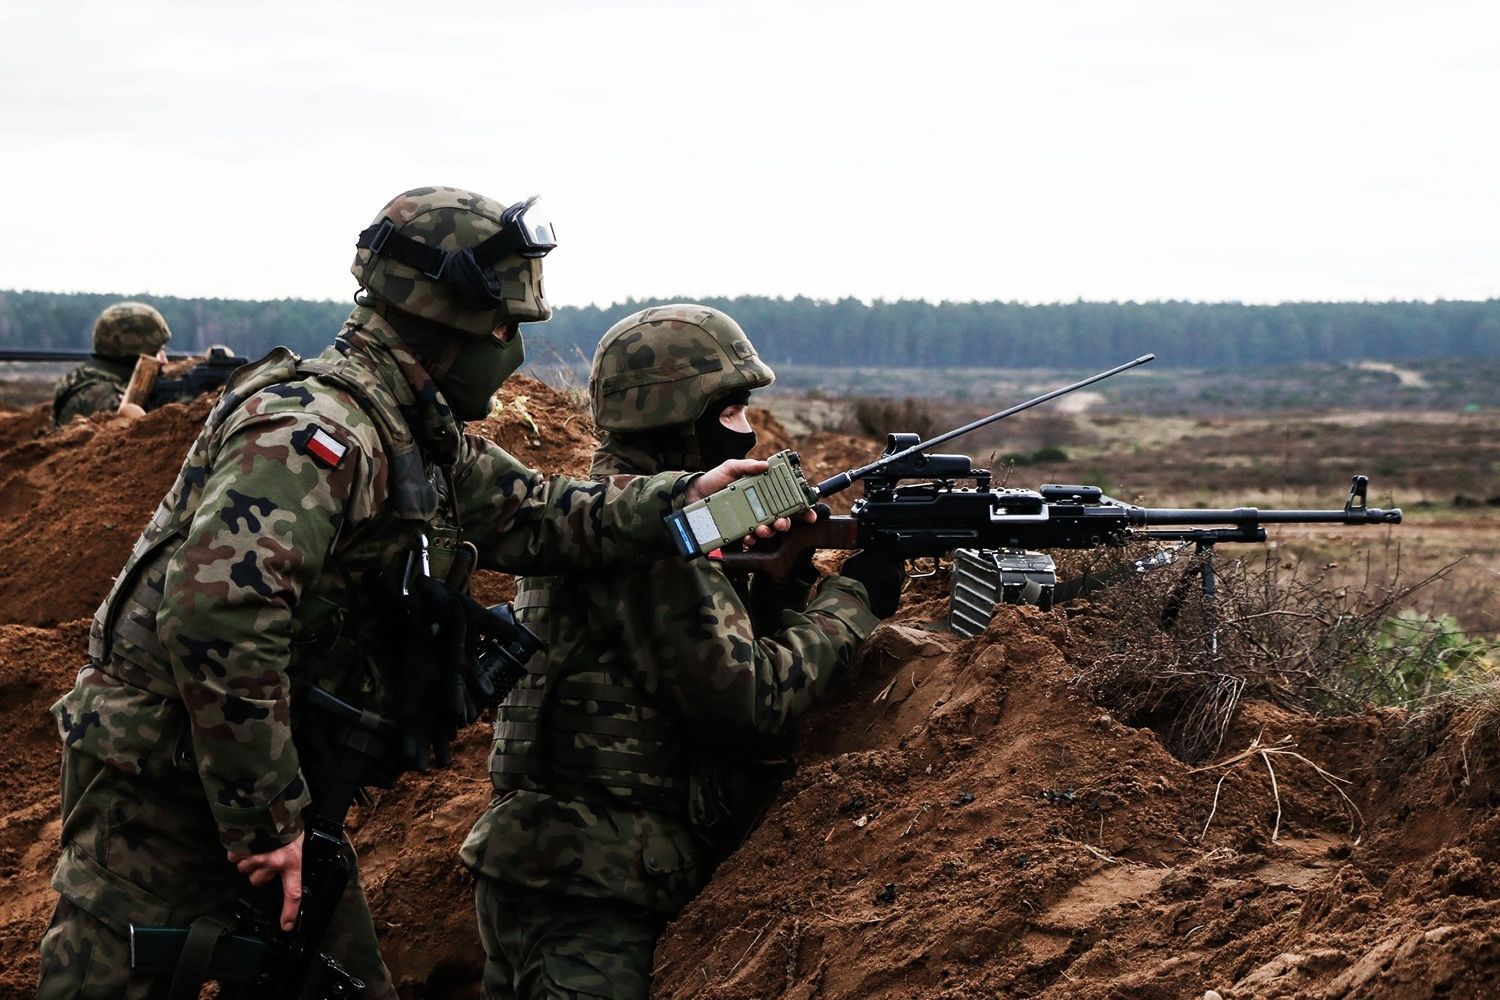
[461,304,905,1000]
[36,191,778,999]
[52,301,171,423]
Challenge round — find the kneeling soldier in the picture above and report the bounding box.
[461,304,904,999]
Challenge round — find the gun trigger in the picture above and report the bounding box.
[907,556,939,579]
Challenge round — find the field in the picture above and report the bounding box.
[1,363,1498,998]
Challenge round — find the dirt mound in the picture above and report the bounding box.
[653,602,1500,999]
[2,381,1497,999]
[0,621,89,991]
[0,399,212,627]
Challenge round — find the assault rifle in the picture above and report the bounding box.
[129,687,394,998]
[0,345,247,408]
[128,604,542,998]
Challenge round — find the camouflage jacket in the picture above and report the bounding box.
[460,450,879,916]
[52,357,132,423]
[53,309,693,855]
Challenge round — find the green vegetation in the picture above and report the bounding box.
[1350,610,1497,705]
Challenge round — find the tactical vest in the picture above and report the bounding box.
[51,361,126,423]
[490,576,688,813]
[88,345,471,711]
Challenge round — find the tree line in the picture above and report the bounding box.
[3,289,1498,370]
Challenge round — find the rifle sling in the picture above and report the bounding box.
[167,916,231,1000]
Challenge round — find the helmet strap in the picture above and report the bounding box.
[356,216,533,310]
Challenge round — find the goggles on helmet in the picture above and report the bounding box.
[355,195,558,309]
[502,196,558,258]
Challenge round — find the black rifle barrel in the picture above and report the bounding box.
[1131,505,1403,525]
[0,348,209,362]
[816,353,1156,497]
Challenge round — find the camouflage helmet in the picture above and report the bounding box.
[590,304,774,432]
[350,186,552,336]
[92,301,171,357]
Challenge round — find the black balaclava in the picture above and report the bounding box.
[591,388,757,478]
[694,388,757,468]
[373,300,523,421]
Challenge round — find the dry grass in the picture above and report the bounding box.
[1450,670,1500,779]
[527,342,594,419]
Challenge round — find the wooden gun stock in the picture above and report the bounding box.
[717,515,860,579]
[118,354,162,414]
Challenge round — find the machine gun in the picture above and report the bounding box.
[0,345,248,408]
[687,355,1400,593]
[143,345,249,408]
[717,457,1401,580]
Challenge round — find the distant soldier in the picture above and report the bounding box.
[51,301,171,424]
[36,191,774,999]
[461,304,905,999]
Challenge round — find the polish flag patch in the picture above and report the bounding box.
[298,427,348,469]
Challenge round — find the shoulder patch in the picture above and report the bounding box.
[293,425,349,469]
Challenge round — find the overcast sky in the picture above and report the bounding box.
[1,0,1496,307]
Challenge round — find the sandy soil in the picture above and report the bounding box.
[1,379,1496,998]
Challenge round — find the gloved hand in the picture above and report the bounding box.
[838,548,905,618]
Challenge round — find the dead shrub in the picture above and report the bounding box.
[1072,544,1452,763]
[849,396,942,441]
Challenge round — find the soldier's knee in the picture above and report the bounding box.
[36,897,135,1000]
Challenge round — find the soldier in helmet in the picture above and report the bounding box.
[36,192,777,999]
[51,301,172,424]
[461,304,905,1000]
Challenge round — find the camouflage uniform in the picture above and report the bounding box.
[51,356,134,423]
[38,194,690,997]
[461,305,881,1000]
[52,301,172,424]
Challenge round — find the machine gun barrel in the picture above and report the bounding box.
[0,348,211,362]
[815,354,1155,497]
[1131,472,1401,527]
[1134,506,1403,525]
[721,475,1402,580]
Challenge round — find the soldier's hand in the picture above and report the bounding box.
[686,458,766,503]
[228,831,305,931]
[739,505,820,548]
[687,460,817,546]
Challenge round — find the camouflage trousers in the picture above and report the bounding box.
[36,746,396,999]
[474,878,665,1000]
